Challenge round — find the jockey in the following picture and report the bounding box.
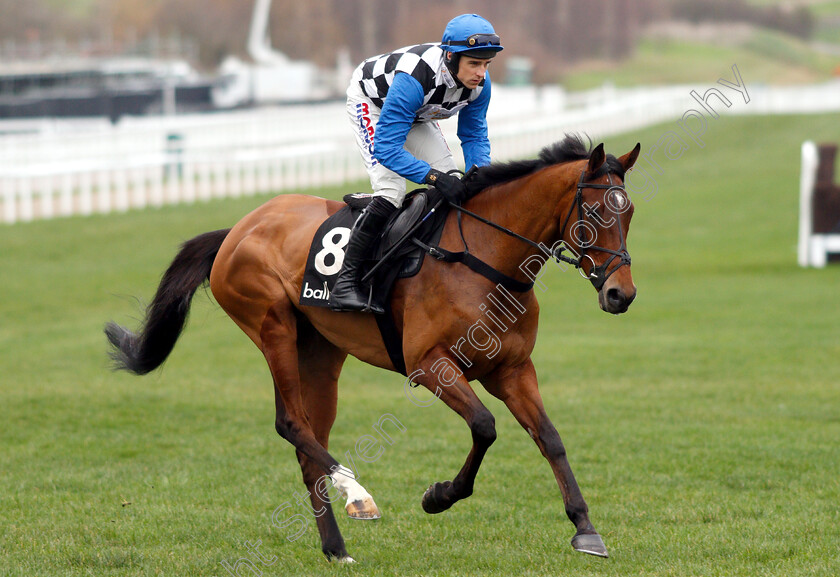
[329,13,504,313]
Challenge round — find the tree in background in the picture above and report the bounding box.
[0,0,818,82]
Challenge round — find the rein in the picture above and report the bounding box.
[444,169,632,291]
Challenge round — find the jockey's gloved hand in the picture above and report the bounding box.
[425,169,468,205]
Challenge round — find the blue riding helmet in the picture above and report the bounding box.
[440,14,504,56]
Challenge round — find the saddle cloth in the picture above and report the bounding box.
[299,189,448,308]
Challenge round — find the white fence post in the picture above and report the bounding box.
[150,165,164,207]
[166,165,180,205]
[97,170,111,214]
[182,162,196,204]
[229,162,242,198]
[19,177,33,222]
[197,161,212,201]
[60,173,74,217]
[2,177,16,224]
[79,172,93,216]
[131,166,147,210]
[114,169,129,212]
[798,141,818,267]
[243,160,256,197]
[39,175,54,220]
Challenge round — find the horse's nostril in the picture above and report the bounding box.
[607,288,624,307]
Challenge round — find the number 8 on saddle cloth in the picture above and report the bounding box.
[299,189,448,309]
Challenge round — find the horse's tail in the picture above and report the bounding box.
[104,228,231,375]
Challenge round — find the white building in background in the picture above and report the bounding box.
[212,0,349,107]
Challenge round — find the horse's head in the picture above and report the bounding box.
[559,142,640,315]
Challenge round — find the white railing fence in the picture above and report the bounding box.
[3,81,840,225]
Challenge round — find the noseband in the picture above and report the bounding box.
[448,168,632,291]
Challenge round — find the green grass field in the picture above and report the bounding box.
[2,112,840,576]
[561,29,839,90]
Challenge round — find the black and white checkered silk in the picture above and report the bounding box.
[353,43,485,122]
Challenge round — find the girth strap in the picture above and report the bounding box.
[374,307,407,376]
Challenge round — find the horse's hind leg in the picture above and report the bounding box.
[293,314,382,562]
[261,302,379,559]
[261,301,339,472]
[292,318,353,561]
[411,348,497,514]
[482,358,607,558]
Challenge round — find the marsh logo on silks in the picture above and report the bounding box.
[299,207,359,308]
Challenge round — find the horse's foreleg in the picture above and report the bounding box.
[413,348,497,513]
[483,359,608,558]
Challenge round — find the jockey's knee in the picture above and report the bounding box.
[372,189,403,209]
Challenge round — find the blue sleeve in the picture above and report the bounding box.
[457,72,492,170]
[373,72,432,183]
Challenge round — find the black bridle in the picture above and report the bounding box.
[556,171,632,291]
[450,169,632,291]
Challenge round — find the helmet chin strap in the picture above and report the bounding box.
[445,52,464,87]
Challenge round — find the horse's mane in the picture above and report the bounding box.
[465,133,625,196]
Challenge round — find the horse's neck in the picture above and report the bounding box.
[463,165,579,265]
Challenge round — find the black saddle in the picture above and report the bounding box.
[344,188,448,280]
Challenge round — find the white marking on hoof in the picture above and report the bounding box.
[330,465,381,520]
[332,555,356,564]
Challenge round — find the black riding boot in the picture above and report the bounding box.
[328,197,396,313]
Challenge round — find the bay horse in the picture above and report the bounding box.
[105,134,640,563]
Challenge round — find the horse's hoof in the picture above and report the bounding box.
[571,532,609,558]
[330,555,356,564]
[345,497,381,520]
[421,481,453,514]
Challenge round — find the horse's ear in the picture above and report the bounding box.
[618,143,641,172]
[587,143,606,174]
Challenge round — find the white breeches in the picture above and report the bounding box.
[346,86,457,208]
